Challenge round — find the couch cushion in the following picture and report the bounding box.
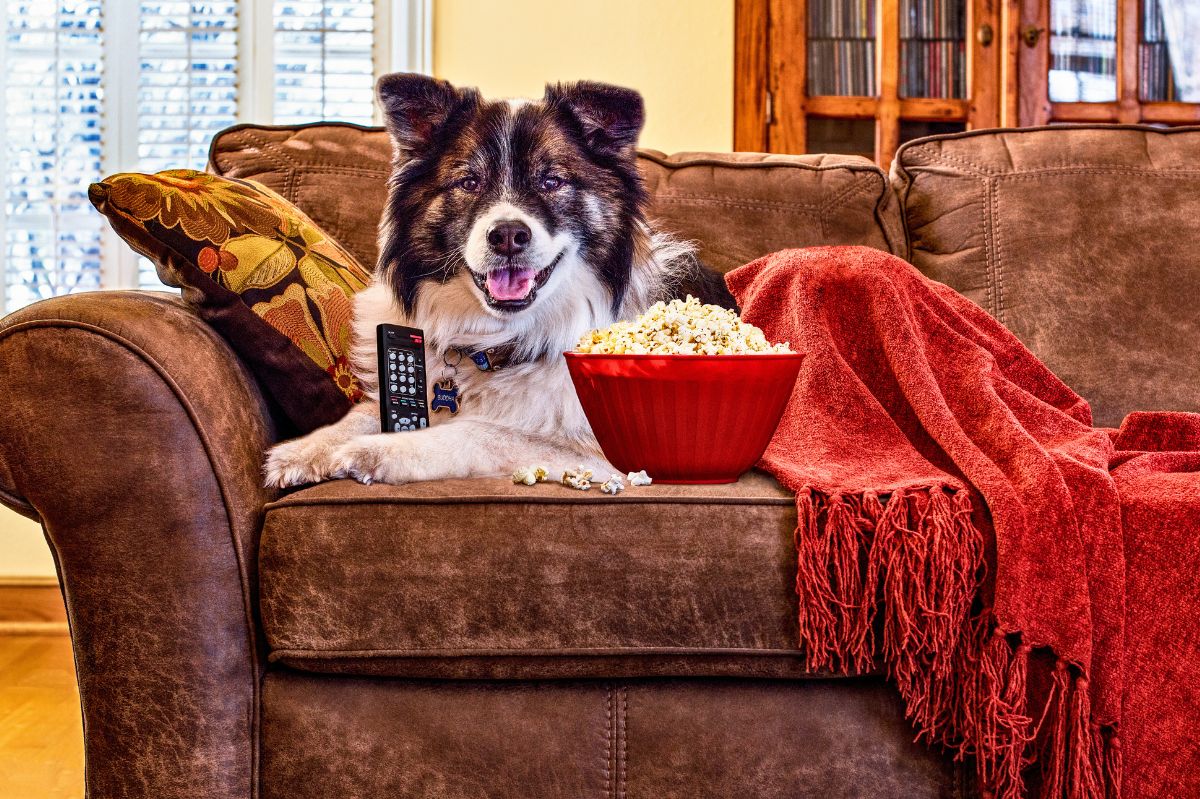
[258,471,834,680]
[261,673,966,799]
[209,123,905,274]
[637,150,906,272]
[893,125,1200,428]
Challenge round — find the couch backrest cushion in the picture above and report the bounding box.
[893,125,1200,428]
[209,124,906,275]
[636,150,905,271]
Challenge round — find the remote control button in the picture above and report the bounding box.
[389,352,396,361]
[419,418,427,428]
[390,383,398,392]
[393,423,402,432]
[406,354,414,363]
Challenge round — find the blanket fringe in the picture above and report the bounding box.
[794,487,1120,799]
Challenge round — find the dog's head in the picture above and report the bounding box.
[375,73,648,321]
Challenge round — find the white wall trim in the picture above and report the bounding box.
[239,0,276,124]
[102,0,142,290]
[0,0,8,312]
[375,0,433,122]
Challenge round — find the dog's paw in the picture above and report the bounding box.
[331,434,419,485]
[264,436,346,488]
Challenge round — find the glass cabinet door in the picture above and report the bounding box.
[1049,0,1118,102]
[1141,0,1200,101]
[1018,0,1200,124]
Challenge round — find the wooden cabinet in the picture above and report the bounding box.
[736,0,1200,165]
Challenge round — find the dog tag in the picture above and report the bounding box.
[431,378,460,415]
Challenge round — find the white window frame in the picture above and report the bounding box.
[4,0,431,306]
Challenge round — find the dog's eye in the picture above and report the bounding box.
[457,176,480,192]
[539,176,564,192]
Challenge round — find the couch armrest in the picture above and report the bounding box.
[0,291,275,799]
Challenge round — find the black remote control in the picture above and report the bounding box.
[377,324,429,433]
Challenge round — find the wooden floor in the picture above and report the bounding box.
[0,635,84,799]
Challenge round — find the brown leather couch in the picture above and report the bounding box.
[1,123,1196,799]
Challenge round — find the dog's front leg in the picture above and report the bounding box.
[332,419,611,485]
[264,401,382,487]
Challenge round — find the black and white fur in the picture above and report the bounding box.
[264,73,734,487]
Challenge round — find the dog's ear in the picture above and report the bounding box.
[377,73,465,154]
[545,81,645,157]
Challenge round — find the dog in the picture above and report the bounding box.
[264,73,734,488]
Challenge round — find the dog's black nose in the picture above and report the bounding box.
[487,220,532,256]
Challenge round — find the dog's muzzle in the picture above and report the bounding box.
[471,250,564,312]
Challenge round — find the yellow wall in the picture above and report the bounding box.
[0,1,736,579]
[0,509,53,577]
[433,0,734,153]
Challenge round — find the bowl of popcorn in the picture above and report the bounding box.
[565,296,803,484]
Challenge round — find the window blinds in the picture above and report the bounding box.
[137,2,240,173]
[135,1,240,288]
[274,0,376,125]
[1,0,392,311]
[2,1,106,313]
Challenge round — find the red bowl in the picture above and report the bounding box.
[564,352,805,484]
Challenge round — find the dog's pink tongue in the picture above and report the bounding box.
[486,267,537,301]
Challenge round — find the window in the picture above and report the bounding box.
[3,1,106,311]
[1,0,430,313]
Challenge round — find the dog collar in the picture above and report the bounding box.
[452,342,522,372]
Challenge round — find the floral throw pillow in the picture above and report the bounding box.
[89,170,371,434]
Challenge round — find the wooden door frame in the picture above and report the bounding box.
[735,0,770,151]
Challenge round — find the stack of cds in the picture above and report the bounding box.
[808,0,878,96]
[1140,0,1178,101]
[899,0,967,98]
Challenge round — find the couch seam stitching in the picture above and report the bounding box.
[263,495,796,510]
[267,646,815,657]
[0,313,263,798]
[825,179,880,240]
[826,171,878,210]
[650,191,826,212]
[637,151,885,176]
[651,196,824,217]
[619,687,628,799]
[988,177,1005,322]
[994,167,1200,179]
[604,686,613,799]
[236,129,300,170]
[907,146,994,175]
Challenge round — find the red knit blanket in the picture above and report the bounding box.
[727,246,1151,798]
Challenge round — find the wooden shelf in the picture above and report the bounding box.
[899,97,970,119]
[1139,102,1200,124]
[803,96,879,118]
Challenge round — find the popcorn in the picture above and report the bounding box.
[561,465,594,491]
[626,470,653,487]
[575,295,791,355]
[512,465,550,486]
[600,474,625,495]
